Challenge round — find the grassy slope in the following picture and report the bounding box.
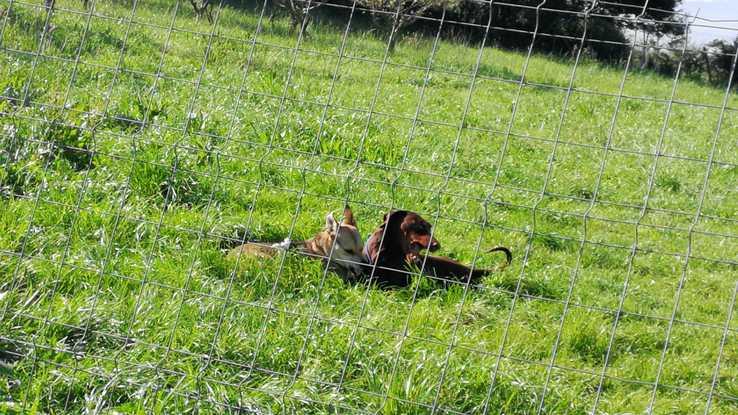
[1,1,737,413]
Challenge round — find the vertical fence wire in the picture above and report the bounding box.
[481,2,552,412]
[22,1,100,410]
[239,0,315,388]
[425,5,495,414]
[334,0,429,393]
[531,1,601,412]
[591,2,695,410]
[1,0,70,325]
[374,6,450,413]
[0,0,17,47]
[205,0,270,400]
[150,0,231,408]
[589,0,654,411]
[281,0,360,399]
[705,282,738,414]
[114,0,182,361]
[647,31,738,413]
[60,0,142,410]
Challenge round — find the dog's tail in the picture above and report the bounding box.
[487,246,512,271]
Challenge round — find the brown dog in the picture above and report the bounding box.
[362,210,511,287]
[362,210,440,287]
[408,246,512,286]
[230,206,364,280]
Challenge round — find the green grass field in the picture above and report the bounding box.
[1,1,737,413]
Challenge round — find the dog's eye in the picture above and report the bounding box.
[414,223,429,233]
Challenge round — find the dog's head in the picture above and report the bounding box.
[383,210,440,254]
[323,206,364,278]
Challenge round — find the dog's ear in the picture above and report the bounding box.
[382,209,396,224]
[325,212,339,234]
[342,206,357,227]
[382,210,408,238]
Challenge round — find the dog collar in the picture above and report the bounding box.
[362,234,375,264]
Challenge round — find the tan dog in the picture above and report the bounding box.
[229,206,365,280]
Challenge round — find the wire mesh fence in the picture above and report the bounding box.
[1,0,737,413]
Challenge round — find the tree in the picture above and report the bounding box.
[359,0,450,52]
[190,0,215,23]
[270,0,322,34]
[42,0,56,36]
[599,0,684,36]
[700,37,738,87]
[603,1,687,70]
[430,1,684,61]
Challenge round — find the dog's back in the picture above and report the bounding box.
[409,246,512,285]
[228,238,291,259]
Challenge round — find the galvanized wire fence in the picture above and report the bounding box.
[1,0,738,413]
